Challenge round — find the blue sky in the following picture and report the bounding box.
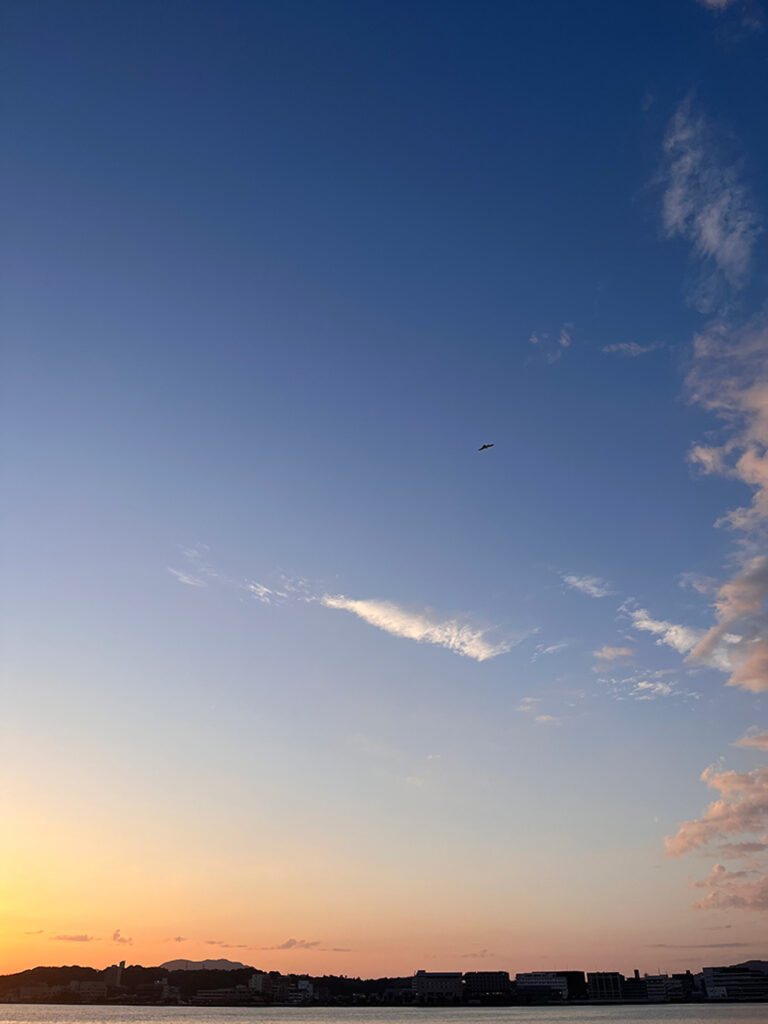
[2,0,767,973]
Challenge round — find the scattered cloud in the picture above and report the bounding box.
[661,97,759,310]
[248,581,287,605]
[461,948,494,959]
[598,669,698,703]
[631,680,675,700]
[52,934,94,942]
[593,645,634,661]
[517,697,539,713]
[112,929,132,945]
[562,574,613,598]
[529,323,574,364]
[259,938,321,951]
[602,342,661,357]
[534,714,560,724]
[170,936,187,943]
[321,594,518,661]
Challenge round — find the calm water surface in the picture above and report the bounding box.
[1,1007,766,1024]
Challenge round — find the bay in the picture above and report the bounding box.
[0,1006,766,1024]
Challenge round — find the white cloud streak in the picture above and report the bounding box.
[168,567,206,587]
[321,594,515,661]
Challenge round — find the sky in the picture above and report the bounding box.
[1,0,768,979]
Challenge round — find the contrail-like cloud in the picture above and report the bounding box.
[321,594,516,662]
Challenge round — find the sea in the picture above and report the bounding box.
[0,1007,766,1024]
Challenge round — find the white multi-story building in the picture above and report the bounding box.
[515,973,568,999]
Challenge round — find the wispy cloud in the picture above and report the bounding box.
[461,948,494,959]
[682,320,768,692]
[716,840,768,858]
[661,97,760,310]
[531,641,568,661]
[52,934,94,942]
[593,645,634,661]
[168,567,206,587]
[534,714,560,725]
[602,342,661,357]
[696,0,738,9]
[321,594,517,661]
[517,697,539,713]
[734,728,768,752]
[561,574,613,598]
[24,930,43,935]
[647,942,750,949]
[258,938,321,951]
[622,601,705,657]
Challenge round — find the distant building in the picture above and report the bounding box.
[587,972,623,1001]
[552,971,587,1000]
[463,971,511,999]
[703,964,768,1000]
[101,961,125,988]
[412,971,463,1002]
[516,972,568,999]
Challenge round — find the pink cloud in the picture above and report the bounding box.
[665,764,768,856]
[734,728,768,752]
[693,874,768,911]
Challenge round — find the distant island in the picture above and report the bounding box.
[1,960,767,1005]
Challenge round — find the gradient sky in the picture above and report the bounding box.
[2,0,768,978]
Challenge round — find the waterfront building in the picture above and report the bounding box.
[587,972,624,1001]
[412,971,463,1002]
[703,964,768,1000]
[463,971,511,999]
[515,972,568,999]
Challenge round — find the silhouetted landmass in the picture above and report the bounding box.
[1,961,766,1005]
[160,959,249,971]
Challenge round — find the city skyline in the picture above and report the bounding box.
[2,0,768,978]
